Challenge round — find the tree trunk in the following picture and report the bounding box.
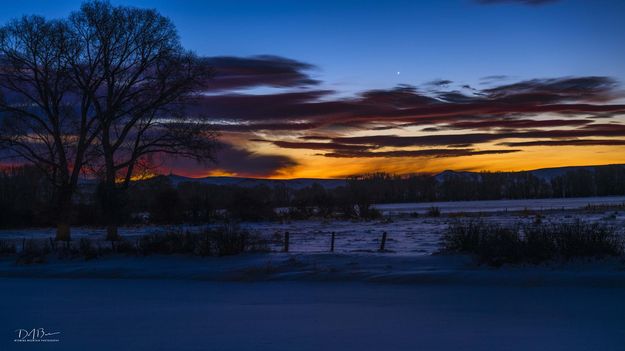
[102,143,121,241]
[103,184,121,241]
[106,223,119,241]
[54,187,72,241]
[55,222,71,242]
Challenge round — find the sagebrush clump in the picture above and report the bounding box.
[443,220,623,266]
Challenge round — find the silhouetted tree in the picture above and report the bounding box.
[0,16,101,240]
[66,1,216,239]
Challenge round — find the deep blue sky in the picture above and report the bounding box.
[1,0,624,95]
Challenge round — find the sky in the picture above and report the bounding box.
[1,0,625,178]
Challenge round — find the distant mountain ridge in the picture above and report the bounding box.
[164,163,625,189]
[166,174,346,189]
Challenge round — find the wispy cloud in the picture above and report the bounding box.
[183,54,625,168]
[475,0,560,6]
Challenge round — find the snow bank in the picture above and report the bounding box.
[2,272,625,351]
[2,253,625,288]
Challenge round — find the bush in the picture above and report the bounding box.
[137,225,268,257]
[426,206,441,217]
[203,224,268,256]
[113,239,137,254]
[443,221,521,266]
[138,232,197,255]
[475,226,522,266]
[0,240,16,256]
[443,220,485,253]
[523,224,557,263]
[211,225,248,256]
[550,221,622,259]
[79,238,98,260]
[16,239,51,264]
[443,220,623,266]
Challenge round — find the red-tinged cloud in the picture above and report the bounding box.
[195,77,625,133]
[499,139,625,147]
[188,57,625,165]
[321,148,522,158]
[435,118,592,130]
[251,139,376,151]
[315,124,625,149]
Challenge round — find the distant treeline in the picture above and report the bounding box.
[1,165,625,227]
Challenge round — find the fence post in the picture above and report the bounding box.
[330,232,335,252]
[379,231,387,252]
[284,231,290,252]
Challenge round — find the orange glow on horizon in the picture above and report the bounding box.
[168,144,625,180]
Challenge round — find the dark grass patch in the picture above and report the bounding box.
[136,224,268,257]
[426,206,441,217]
[11,225,269,264]
[0,240,16,256]
[584,202,625,213]
[443,220,623,266]
[16,239,51,264]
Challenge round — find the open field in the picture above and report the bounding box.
[2,196,625,350]
[1,196,624,255]
[373,196,625,215]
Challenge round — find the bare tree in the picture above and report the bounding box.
[0,1,216,240]
[67,1,216,240]
[0,16,100,241]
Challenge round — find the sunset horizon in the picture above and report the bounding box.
[2,0,624,179]
[2,2,625,350]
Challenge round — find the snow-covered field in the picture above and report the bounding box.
[2,196,625,350]
[1,196,624,255]
[1,253,625,351]
[374,195,625,215]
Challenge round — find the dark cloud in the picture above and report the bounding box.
[359,85,438,107]
[193,90,357,123]
[195,76,624,134]
[315,124,625,149]
[322,148,521,158]
[480,75,509,81]
[329,134,505,148]
[203,55,319,91]
[498,139,625,147]
[212,143,297,177]
[188,57,625,162]
[252,139,375,151]
[475,0,559,5]
[163,143,297,177]
[483,77,619,104]
[425,79,453,87]
[206,122,321,132]
[437,118,592,130]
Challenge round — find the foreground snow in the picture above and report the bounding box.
[2,252,625,350]
[2,253,625,286]
[1,273,624,351]
[1,196,624,350]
